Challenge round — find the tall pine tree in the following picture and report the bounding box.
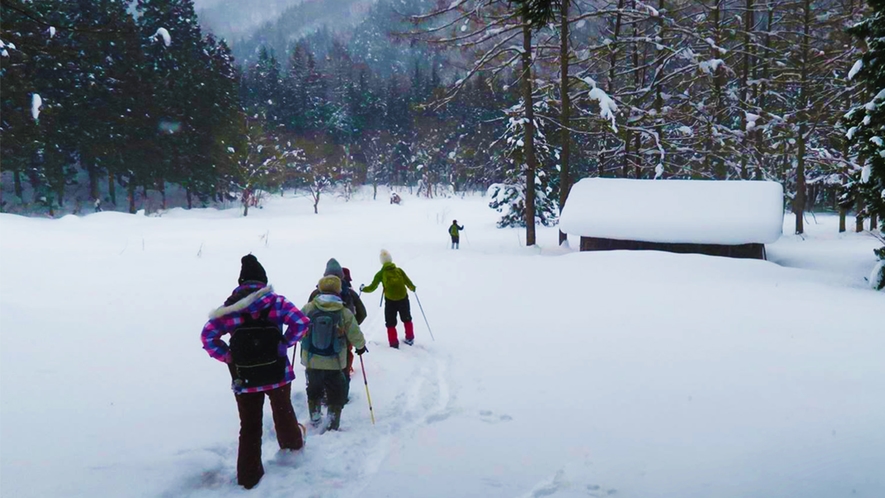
[845,0,885,289]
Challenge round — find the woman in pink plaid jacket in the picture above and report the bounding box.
[201,254,311,489]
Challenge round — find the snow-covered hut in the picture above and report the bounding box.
[559,178,784,259]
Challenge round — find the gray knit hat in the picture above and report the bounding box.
[324,258,345,279]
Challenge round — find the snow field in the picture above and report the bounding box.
[1,189,883,498]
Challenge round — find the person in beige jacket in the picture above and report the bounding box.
[300,275,367,431]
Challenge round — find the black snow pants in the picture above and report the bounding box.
[384,296,412,328]
[306,368,348,407]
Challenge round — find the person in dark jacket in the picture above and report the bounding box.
[449,220,465,249]
[201,255,310,490]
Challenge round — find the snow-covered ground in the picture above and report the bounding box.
[1,189,882,498]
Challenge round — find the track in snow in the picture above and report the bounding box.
[163,332,453,497]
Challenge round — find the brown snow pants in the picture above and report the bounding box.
[234,382,303,489]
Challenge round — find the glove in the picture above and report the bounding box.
[355,346,368,355]
[359,284,365,291]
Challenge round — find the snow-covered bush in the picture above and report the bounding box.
[871,246,885,291]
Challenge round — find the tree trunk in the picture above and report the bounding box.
[856,195,865,232]
[794,125,806,234]
[605,0,625,181]
[871,211,879,232]
[654,0,666,178]
[741,0,754,179]
[314,192,320,214]
[622,131,631,178]
[711,0,724,179]
[558,0,571,246]
[160,180,167,210]
[108,171,116,205]
[634,133,642,179]
[186,186,193,209]
[13,168,23,200]
[87,162,100,201]
[631,1,642,179]
[755,7,773,180]
[128,179,136,214]
[521,19,537,247]
[839,206,847,233]
[793,0,811,235]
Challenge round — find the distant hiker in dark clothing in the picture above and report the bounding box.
[390,192,401,205]
[307,258,367,399]
[301,275,367,431]
[449,220,465,249]
[360,249,416,348]
[201,255,311,490]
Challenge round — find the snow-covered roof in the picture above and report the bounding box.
[560,178,784,245]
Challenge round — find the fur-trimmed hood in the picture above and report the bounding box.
[208,285,274,319]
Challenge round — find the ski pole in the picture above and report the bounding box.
[359,355,376,425]
[380,294,384,308]
[413,292,435,341]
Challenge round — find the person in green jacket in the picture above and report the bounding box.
[360,249,416,348]
[301,275,367,431]
[449,220,465,249]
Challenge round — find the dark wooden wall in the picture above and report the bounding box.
[578,237,766,260]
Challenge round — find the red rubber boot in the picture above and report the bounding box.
[387,327,399,348]
[404,322,415,346]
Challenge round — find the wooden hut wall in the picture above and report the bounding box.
[579,237,766,260]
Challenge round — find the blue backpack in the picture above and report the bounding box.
[306,308,345,357]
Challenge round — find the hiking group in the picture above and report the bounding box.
[200,250,419,489]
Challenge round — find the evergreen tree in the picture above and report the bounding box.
[845,0,885,289]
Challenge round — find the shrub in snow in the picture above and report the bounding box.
[872,247,885,291]
[871,260,885,291]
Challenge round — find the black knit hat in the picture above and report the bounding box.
[239,254,268,284]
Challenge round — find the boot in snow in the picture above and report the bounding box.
[387,327,399,348]
[327,405,343,431]
[404,321,415,345]
[308,399,322,428]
